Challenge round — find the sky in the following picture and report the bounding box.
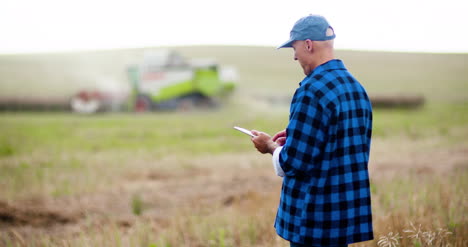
[1,0,467,54]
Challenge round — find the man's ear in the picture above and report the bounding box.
[305,39,313,52]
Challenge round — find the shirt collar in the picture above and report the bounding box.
[300,59,346,86]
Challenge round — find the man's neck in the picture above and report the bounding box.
[310,53,335,72]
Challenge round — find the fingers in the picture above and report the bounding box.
[276,137,286,146]
[250,130,270,144]
[272,130,286,142]
[250,130,281,154]
[251,130,271,138]
[251,130,259,137]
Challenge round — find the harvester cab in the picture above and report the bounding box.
[127,50,237,111]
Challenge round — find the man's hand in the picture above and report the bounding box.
[272,129,286,146]
[251,130,278,155]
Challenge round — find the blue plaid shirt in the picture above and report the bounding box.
[276,59,373,245]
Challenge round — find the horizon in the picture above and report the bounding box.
[1,44,467,56]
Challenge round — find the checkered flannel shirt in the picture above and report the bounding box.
[275,59,373,246]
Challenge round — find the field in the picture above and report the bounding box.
[0,46,467,246]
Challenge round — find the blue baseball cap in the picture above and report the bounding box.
[277,14,336,49]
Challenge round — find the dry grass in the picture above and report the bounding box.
[0,127,467,246]
[0,46,467,246]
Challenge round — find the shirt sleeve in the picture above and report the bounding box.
[279,88,330,177]
[272,146,285,177]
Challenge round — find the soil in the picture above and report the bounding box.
[0,200,78,228]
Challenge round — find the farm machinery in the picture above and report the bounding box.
[70,50,237,113]
[127,50,237,112]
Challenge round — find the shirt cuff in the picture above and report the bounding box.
[272,146,285,177]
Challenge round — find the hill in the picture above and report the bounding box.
[0,46,467,106]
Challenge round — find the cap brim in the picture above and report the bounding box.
[277,39,294,49]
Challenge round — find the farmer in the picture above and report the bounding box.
[251,14,374,247]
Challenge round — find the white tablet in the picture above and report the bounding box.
[233,126,255,137]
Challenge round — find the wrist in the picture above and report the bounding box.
[268,142,278,155]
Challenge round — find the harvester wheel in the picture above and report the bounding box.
[177,98,195,111]
[70,91,101,113]
[135,95,152,112]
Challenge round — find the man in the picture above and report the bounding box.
[251,14,374,247]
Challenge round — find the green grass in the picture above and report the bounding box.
[0,107,287,199]
[1,102,466,158]
[0,110,284,156]
[0,103,466,200]
[372,103,468,141]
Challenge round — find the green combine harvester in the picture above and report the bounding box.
[127,50,237,111]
